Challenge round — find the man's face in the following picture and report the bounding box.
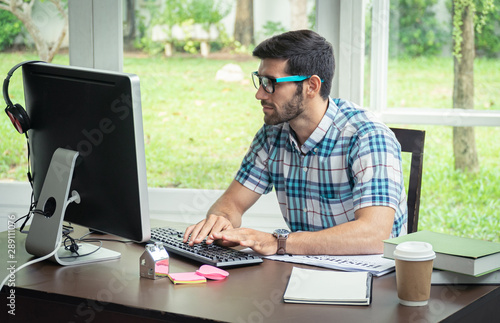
[255,59,305,125]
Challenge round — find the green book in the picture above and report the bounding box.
[383,231,500,277]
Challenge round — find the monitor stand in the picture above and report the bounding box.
[25,148,121,266]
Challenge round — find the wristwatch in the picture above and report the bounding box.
[273,229,290,255]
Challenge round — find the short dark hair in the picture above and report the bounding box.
[252,30,334,100]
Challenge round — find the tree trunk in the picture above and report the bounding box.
[453,4,479,173]
[234,0,254,47]
[124,0,136,49]
[1,0,67,63]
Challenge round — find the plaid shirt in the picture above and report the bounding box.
[235,98,407,237]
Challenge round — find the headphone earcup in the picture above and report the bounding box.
[5,103,30,134]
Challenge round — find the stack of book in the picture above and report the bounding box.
[383,231,500,284]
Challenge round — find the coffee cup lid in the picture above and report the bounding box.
[393,241,436,261]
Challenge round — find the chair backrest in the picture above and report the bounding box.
[390,128,426,234]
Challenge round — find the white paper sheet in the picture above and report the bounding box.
[265,254,395,277]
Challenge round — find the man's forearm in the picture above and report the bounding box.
[285,206,395,255]
[205,180,262,229]
[286,223,384,255]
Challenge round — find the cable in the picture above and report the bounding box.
[58,239,103,259]
[57,226,130,260]
[1,193,82,291]
[58,227,103,259]
[15,133,36,234]
[13,198,36,234]
[63,233,80,256]
[0,234,62,293]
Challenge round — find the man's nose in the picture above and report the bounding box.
[255,84,270,100]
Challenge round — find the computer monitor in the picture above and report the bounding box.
[21,62,150,265]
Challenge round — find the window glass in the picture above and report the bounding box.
[365,0,500,241]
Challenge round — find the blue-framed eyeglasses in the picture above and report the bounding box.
[251,71,320,94]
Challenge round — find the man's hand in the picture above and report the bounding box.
[211,228,278,256]
[183,180,262,247]
[183,214,236,246]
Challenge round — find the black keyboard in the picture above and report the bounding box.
[150,227,263,267]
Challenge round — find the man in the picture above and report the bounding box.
[184,30,406,256]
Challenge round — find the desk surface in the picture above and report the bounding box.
[1,222,499,323]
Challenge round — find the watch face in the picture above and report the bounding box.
[274,229,290,237]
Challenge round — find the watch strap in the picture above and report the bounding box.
[277,236,287,255]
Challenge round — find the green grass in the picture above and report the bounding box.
[1,52,499,242]
[397,125,500,242]
[123,54,263,188]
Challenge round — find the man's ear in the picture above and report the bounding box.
[305,75,322,98]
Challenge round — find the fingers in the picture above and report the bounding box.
[213,231,256,249]
[213,229,255,248]
[183,214,233,246]
[184,219,277,255]
[183,222,201,243]
[212,229,277,256]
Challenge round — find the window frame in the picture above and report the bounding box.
[317,0,500,127]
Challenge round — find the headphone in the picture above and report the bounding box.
[3,60,45,134]
[63,234,80,254]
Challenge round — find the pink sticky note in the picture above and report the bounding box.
[168,272,207,284]
[196,265,229,280]
[155,261,170,276]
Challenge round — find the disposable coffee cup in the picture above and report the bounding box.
[393,241,436,306]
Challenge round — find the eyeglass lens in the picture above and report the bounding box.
[252,73,274,93]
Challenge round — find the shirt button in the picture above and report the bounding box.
[302,167,307,172]
[303,208,307,213]
[314,148,318,153]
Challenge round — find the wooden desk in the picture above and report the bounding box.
[1,223,499,323]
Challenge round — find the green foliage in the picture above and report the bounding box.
[155,0,231,32]
[475,0,500,57]
[389,0,449,57]
[214,29,248,54]
[135,0,232,54]
[160,0,190,29]
[452,0,494,59]
[0,10,23,51]
[259,21,287,39]
[183,39,198,54]
[134,2,165,54]
[185,0,231,31]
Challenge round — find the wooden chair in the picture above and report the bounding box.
[390,128,426,234]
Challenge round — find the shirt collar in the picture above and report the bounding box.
[286,97,339,155]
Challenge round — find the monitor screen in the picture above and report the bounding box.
[22,62,150,258]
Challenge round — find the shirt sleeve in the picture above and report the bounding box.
[235,125,274,195]
[350,129,404,212]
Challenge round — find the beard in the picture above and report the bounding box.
[262,89,305,126]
